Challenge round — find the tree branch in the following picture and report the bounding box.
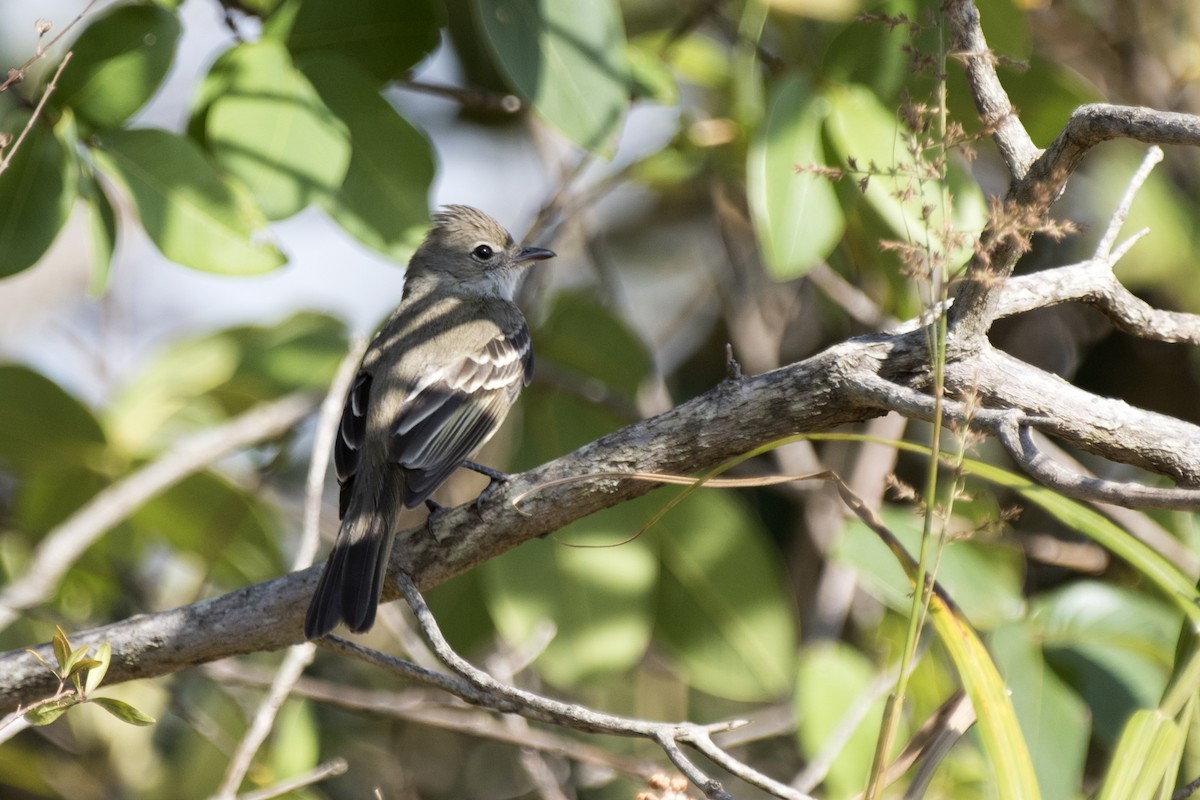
[0,391,320,633]
[941,0,1200,344]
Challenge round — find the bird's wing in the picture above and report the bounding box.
[389,323,532,506]
[334,372,371,518]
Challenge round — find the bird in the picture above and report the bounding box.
[304,205,555,639]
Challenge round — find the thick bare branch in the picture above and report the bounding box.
[941,0,1038,178]
[942,0,1200,343]
[996,420,1200,510]
[1,322,1197,712]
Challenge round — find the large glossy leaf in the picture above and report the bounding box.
[299,52,433,261]
[482,496,658,685]
[0,365,105,470]
[263,0,440,84]
[990,620,1090,800]
[655,491,797,701]
[204,41,351,220]
[1032,582,1180,750]
[747,73,844,279]
[821,0,916,101]
[91,128,285,274]
[51,4,180,131]
[0,366,108,533]
[476,0,629,156]
[0,110,77,278]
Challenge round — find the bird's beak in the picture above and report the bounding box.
[514,246,556,264]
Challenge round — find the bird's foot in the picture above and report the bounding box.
[462,460,510,515]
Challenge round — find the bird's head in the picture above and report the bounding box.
[409,205,555,300]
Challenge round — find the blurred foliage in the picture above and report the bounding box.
[1,0,1199,798]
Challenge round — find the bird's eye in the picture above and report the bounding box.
[472,244,495,261]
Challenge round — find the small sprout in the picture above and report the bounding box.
[19,629,154,729]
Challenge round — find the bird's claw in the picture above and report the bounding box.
[424,498,447,540]
[463,460,510,517]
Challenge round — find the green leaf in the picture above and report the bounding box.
[84,643,112,695]
[262,0,440,84]
[842,491,1040,798]
[476,0,629,156]
[105,312,344,454]
[1096,709,1182,800]
[0,110,77,278]
[748,73,844,279]
[51,627,71,672]
[0,366,105,465]
[90,696,156,726]
[927,586,1042,799]
[795,642,887,797]
[833,506,1026,629]
[824,82,986,267]
[23,697,77,726]
[269,700,319,779]
[515,292,652,469]
[990,620,1090,800]
[204,41,352,220]
[51,4,180,130]
[298,52,433,261]
[105,334,240,455]
[483,500,658,685]
[1032,582,1180,749]
[655,491,797,701]
[79,169,118,296]
[91,128,285,274]
[642,30,729,90]
[130,471,283,584]
[66,654,102,680]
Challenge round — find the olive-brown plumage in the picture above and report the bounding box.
[305,206,554,638]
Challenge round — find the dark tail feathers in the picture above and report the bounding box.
[305,493,395,639]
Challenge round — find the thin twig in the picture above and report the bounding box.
[211,644,316,800]
[996,419,1200,511]
[398,78,522,114]
[0,0,99,93]
[233,758,347,800]
[205,659,662,779]
[1094,146,1163,258]
[390,570,812,800]
[0,51,72,177]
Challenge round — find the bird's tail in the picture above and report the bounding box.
[305,480,399,639]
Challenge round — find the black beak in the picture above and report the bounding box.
[514,246,556,264]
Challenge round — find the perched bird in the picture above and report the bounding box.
[305,206,555,639]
